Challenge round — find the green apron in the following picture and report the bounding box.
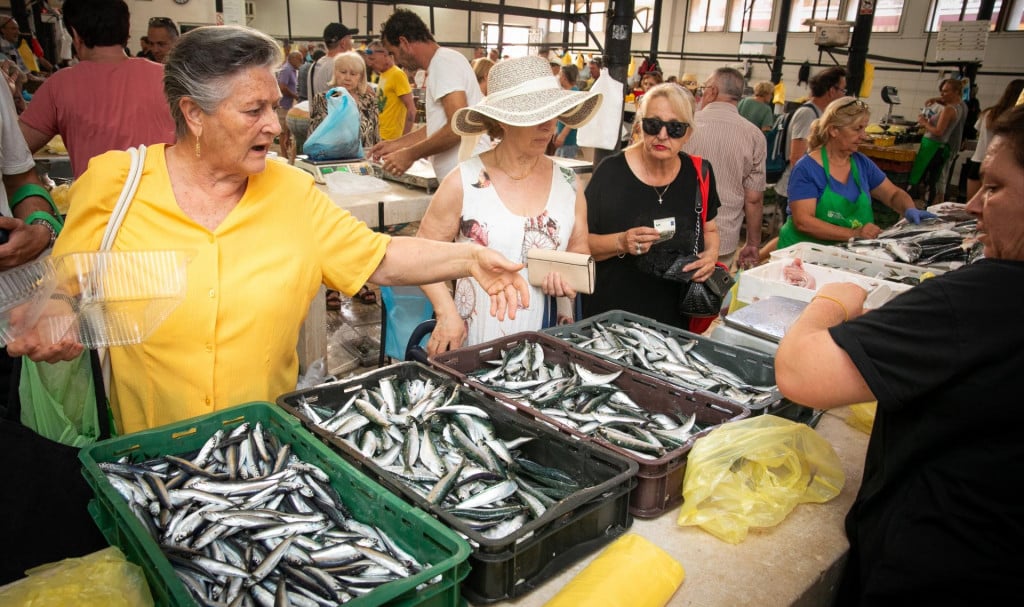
[908,136,948,185]
[778,149,874,250]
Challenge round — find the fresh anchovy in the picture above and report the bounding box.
[99,423,430,605]
[297,371,588,544]
[555,321,776,407]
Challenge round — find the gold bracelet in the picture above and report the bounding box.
[812,294,849,322]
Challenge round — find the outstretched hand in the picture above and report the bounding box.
[469,247,530,321]
[904,208,938,224]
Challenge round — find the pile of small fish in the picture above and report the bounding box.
[844,218,983,267]
[294,373,584,544]
[462,340,723,460]
[100,421,431,605]
[551,322,777,408]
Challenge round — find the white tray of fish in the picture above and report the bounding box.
[770,242,944,285]
[738,258,911,309]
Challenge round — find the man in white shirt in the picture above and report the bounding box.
[370,9,489,180]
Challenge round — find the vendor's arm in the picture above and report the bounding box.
[776,282,875,407]
[369,125,425,163]
[918,104,955,137]
[399,91,416,136]
[1,167,58,268]
[377,90,468,175]
[414,170,468,354]
[872,177,915,216]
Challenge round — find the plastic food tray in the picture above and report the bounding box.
[543,309,781,412]
[0,259,57,347]
[36,250,190,348]
[737,258,911,309]
[277,362,637,604]
[79,402,470,607]
[769,242,945,283]
[428,333,750,519]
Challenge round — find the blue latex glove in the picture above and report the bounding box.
[904,208,938,224]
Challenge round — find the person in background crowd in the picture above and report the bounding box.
[581,56,602,91]
[774,104,1024,607]
[488,48,499,62]
[473,46,485,60]
[276,50,302,159]
[471,56,493,95]
[552,64,582,159]
[678,72,699,96]
[683,67,765,270]
[135,35,153,60]
[777,97,933,250]
[636,70,663,102]
[417,56,601,354]
[908,78,966,205]
[371,9,490,181]
[1,56,26,113]
[146,16,179,64]
[9,25,530,436]
[18,0,176,179]
[363,40,415,141]
[965,78,1024,200]
[738,80,775,131]
[297,48,322,103]
[963,81,981,141]
[584,83,722,331]
[775,66,847,209]
[307,22,357,119]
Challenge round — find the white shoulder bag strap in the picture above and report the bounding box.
[97,144,147,391]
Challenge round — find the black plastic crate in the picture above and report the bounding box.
[428,332,750,518]
[277,362,638,603]
[543,309,781,411]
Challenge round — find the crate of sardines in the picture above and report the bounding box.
[277,362,638,604]
[429,331,750,519]
[79,401,470,607]
[543,309,782,413]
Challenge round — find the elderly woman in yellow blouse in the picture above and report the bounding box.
[8,26,529,435]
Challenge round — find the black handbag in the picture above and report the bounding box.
[677,158,733,318]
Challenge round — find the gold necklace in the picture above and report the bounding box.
[642,152,676,204]
[497,149,540,181]
[653,182,671,204]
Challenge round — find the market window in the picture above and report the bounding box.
[482,23,532,58]
[844,0,905,33]
[728,0,776,32]
[1007,0,1024,30]
[926,0,1003,32]
[689,0,728,32]
[633,1,657,33]
[548,2,606,34]
[788,0,841,32]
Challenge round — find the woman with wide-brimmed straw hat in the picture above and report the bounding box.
[417,55,602,354]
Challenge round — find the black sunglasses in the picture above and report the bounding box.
[641,117,689,138]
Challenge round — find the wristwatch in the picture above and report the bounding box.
[30,215,59,249]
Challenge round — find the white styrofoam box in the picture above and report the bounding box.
[769,242,945,284]
[738,259,911,309]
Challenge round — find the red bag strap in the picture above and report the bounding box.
[690,154,710,226]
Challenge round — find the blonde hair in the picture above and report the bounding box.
[471,57,494,85]
[754,81,774,98]
[629,82,695,149]
[327,51,369,95]
[807,96,870,149]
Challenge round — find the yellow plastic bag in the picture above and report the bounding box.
[676,415,845,544]
[545,534,684,607]
[846,401,877,434]
[0,546,153,606]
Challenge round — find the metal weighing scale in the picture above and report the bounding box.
[294,156,378,185]
[295,155,440,192]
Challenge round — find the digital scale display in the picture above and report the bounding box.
[294,157,377,184]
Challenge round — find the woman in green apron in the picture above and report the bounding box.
[908,79,966,199]
[778,97,932,250]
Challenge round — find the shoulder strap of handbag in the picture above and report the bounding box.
[96,144,147,398]
[690,154,710,255]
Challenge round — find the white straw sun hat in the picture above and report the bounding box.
[452,55,603,136]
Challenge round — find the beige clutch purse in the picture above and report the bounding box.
[526,249,596,294]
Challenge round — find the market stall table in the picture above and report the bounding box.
[479,407,869,607]
[858,141,918,188]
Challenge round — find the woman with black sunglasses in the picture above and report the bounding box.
[777,96,931,250]
[583,82,723,332]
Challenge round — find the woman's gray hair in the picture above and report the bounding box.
[164,25,282,138]
[807,96,870,149]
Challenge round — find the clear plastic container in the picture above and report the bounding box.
[34,250,190,348]
[0,258,58,347]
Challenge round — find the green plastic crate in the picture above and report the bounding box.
[79,402,470,607]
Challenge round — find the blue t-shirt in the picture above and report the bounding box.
[786,151,886,215]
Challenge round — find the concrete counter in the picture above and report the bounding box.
[480,408,869,607]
